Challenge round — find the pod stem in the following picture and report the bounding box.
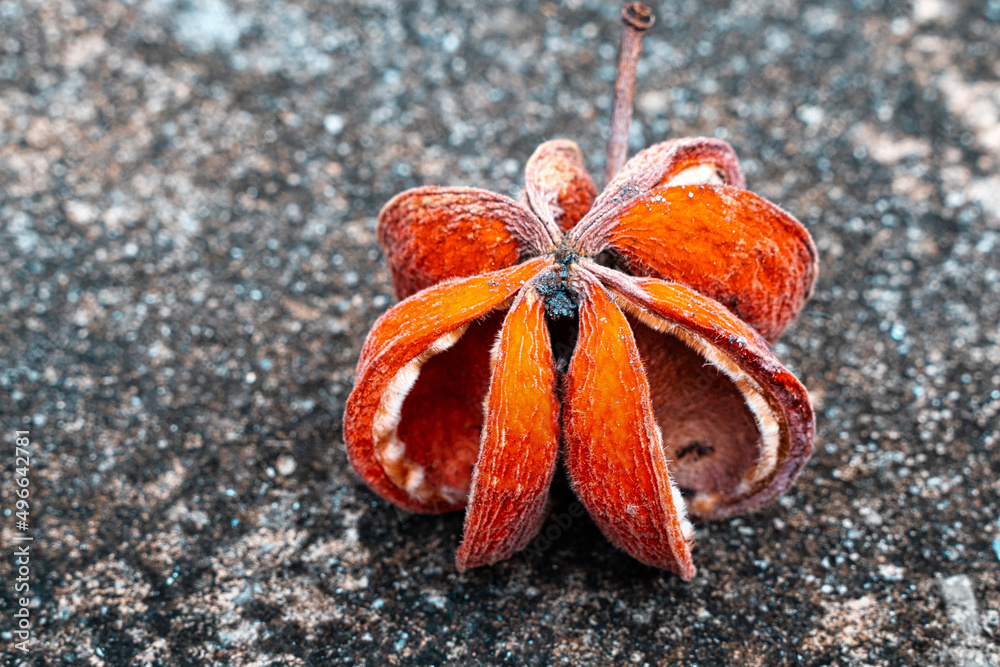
[604,3,655,186]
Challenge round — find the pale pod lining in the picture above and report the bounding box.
[371,324,470,505]
[662,163,727,187]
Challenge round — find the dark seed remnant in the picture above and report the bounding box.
[675,441,715,460]
[536,269,578,319]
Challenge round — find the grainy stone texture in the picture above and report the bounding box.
[1,0,999,665]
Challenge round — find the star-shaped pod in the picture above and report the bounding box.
[344,138,817,579]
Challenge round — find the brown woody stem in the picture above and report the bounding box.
[604,2,655,186]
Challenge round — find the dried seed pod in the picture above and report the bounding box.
[343,3,817,579]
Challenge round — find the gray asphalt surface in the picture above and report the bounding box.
[1,1,998,665]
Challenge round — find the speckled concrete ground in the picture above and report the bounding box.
[1,0,998,665]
